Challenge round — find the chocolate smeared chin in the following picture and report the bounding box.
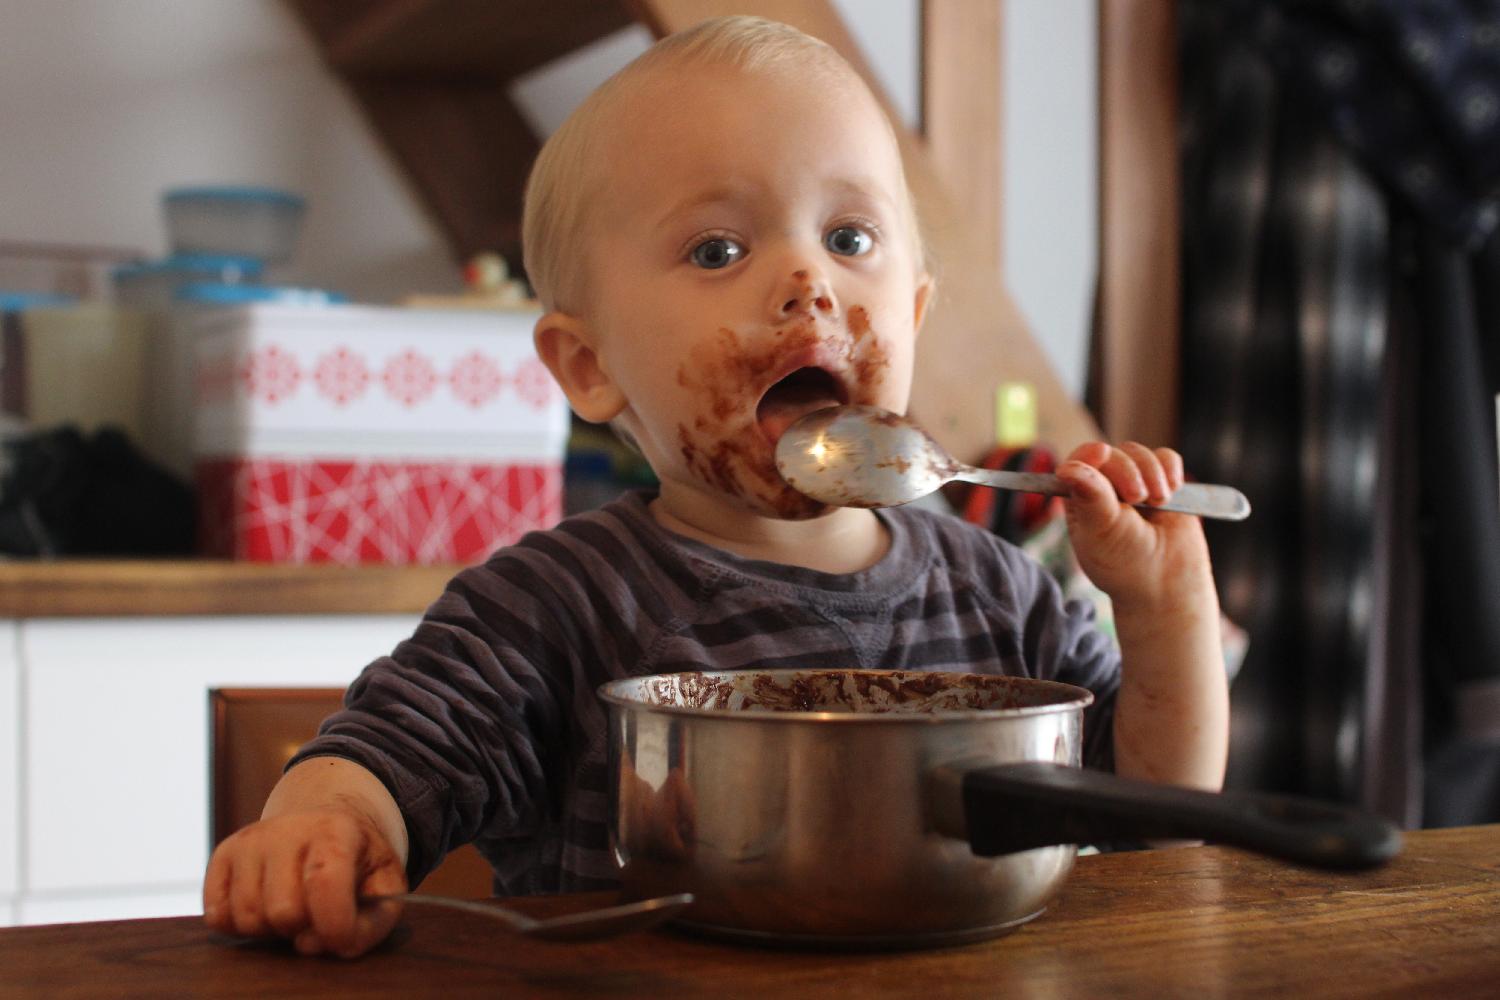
[755,367,847,444]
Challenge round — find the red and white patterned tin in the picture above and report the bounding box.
[191,304,568,565]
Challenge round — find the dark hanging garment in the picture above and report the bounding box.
[1178,0,1500,828]
[1407,224,1500,826]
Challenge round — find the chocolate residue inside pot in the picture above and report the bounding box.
[634,670,1065,714]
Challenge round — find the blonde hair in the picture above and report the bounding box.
[520,15,923,312]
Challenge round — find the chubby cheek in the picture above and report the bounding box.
[670,306,897,519]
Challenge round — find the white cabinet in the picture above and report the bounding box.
[1,622,19,927]
[14,614,417,924]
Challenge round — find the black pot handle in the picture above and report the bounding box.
[956,761,1402,869]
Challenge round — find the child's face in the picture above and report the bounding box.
[576,61,931,520]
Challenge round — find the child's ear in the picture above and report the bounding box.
[913,273,936,336]
[533,311,627,423]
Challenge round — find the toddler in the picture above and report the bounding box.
[203,15,1227,958]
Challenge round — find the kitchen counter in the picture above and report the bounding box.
[0,560,460,617]
[3,824,1496,998]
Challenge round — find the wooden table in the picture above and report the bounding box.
[4,825,1496,999]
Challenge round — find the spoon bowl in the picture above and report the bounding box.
[774,405,1250,521]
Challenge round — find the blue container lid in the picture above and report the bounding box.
[174,283,347,305]
[113,253,265,282]
[164,186,306,209]
[0,291,79,312]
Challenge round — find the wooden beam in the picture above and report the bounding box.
[345,77,540,263]
[284,0,633,267]
[629,0,1099,461]
[921,0,1003,279]
[289,0,635,82]
[1097,0,1179,445]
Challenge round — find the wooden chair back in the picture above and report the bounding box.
[209,687,493,898]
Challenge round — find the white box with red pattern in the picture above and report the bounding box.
[191,304,568,565]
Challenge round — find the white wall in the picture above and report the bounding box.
[1002,0,1097,402]
[0,0,462,303]
[509,2,921,140]
[0,0,1095,392]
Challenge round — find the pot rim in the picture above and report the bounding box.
[597,668,1094,723]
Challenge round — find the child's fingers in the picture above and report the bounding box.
[1056,458,1118,516]
[261,841,311,939]
[1064,441,1181,507]
[1095,446,1148,504]
[301,828,362,955]
[1063,441,1112,469]
[227,851,269,937]
[1155,447,1185,493]
[1120,442,1169,504]
[202,842,235,932]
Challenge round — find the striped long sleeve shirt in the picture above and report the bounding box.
[290,490,1120,894]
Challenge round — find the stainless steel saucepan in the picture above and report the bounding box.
[597,669,1400,949]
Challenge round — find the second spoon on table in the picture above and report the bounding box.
[360,892,694,941]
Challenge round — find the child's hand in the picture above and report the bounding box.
[1055,441,1214,612]
[202,807,407,958]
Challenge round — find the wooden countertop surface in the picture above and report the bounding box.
[3,824,1496,998]
[0,560,462,617]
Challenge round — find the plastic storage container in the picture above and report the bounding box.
[112,254,263,308]
[0,291,77,312]
[163,187,306,263]
[172,283,344,307]
[0,296,149,442]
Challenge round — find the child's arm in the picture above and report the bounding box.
[1055,441,1230,791]
[202,757,409,958]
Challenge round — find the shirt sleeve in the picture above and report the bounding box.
[1049,595,1120,774]
[990,533,1121,773]
[285,560,573,888]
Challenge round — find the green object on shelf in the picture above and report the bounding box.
[994,381,1037,449]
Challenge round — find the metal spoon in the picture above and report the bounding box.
[360,892,694,941]
[774,405,1251,521]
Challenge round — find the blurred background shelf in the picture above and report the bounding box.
[0,560,459,618]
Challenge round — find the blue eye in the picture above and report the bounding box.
[690,237,745,270]
[825,226,872,256]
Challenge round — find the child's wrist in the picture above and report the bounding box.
[1108,576,1220,639]
[1110,589,1216,622]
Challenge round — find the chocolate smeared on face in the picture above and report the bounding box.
[786,270,835,316]
[847,307,887,380]
[672,303,891,518]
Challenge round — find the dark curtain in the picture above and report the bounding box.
[1178,0,1500,827]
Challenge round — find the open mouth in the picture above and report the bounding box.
[756,366,848,444]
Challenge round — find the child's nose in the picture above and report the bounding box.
[771,268,839,321]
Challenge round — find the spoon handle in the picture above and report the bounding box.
[957,468,1251,522]
[360,893,537,931]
